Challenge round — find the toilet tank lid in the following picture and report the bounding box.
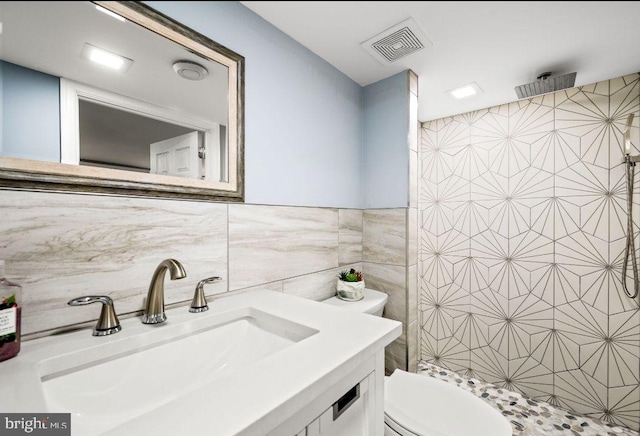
[323,288,388,314]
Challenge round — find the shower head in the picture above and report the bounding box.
[514,72,577,99]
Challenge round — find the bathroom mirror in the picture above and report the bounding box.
[0,1,245,201]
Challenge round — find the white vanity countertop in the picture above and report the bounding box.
[0,289,401,435]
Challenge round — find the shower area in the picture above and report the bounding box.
[418,73,640,430]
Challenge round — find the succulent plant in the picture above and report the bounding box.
[338,268,363,282]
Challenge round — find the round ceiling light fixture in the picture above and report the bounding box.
[172,60,208,81]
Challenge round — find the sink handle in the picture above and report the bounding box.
[190,276,222,313]
[68,295,122,336]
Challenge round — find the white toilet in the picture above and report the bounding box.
[322,288,511,436]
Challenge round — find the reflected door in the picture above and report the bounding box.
[150,131,202,179]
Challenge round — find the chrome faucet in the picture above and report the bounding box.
[142,258,187,324]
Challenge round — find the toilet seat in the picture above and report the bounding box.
[383,370,511,436]
[384,409,446,436]
[384,371,450,436]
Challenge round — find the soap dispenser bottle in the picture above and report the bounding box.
[0,261,21,362]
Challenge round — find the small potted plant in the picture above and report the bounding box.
[336,268,365,301]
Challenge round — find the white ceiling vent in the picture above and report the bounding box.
[360,18,432,65]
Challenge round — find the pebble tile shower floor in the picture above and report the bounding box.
[418,362,639,436]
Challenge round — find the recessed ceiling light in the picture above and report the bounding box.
[449,82,483,99]
[80,43,133,72]
[95,5,126,22]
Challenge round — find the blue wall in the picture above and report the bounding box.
[362,71,409,208]
[147,1,364,208]
[1,61,60,162]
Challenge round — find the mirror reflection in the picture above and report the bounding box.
[0,1,242,193]
[79,100,196,173]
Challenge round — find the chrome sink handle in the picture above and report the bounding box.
[190,276,222,313]
[68,296,122,336]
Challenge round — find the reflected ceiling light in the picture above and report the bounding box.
[172,61,208,81]
[80,43,133,72]
[95,5,126,22]
[449,82,482,99]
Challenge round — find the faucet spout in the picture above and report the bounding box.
[142,259,186,324]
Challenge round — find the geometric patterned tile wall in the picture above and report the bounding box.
[419,73,640,430]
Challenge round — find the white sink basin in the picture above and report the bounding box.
[1,290,401,436]
[38,307,317,435]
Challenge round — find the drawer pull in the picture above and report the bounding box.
[332,383,360,421]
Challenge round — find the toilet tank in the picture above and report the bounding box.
[322,288,388,316]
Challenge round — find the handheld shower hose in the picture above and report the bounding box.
[623,113,638,299]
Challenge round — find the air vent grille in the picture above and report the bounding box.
[371,27,424,62]
[361,18,432,65]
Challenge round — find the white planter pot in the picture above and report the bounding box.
[336,279,365,301]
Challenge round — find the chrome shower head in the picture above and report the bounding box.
[514,72,577,99]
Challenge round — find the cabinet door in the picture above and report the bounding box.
[316,372,374,436]
[306,418,320,436]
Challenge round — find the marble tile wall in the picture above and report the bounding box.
[228,204,339,291]
[363,208,409,372]
[339,209,363,265]
[0,190,228,335]
[0,189,363,338]
[418,73,640,430]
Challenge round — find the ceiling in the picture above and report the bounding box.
[240,1,640,122]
